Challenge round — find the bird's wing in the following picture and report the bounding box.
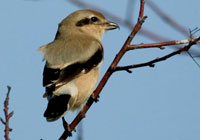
[40,35,103,96]
[39,34,102,69]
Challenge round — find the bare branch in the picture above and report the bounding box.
[146,0,200,66]
[0,86,14,140]
[113,37,200,72]
[187,49,200,68]
[127,37,200,50]
[0,118,6,125]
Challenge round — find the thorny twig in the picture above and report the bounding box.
[0,86,14,140]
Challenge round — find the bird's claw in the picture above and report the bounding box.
[90,93,99,103]
[62,117,72,137]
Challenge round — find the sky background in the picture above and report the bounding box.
[0,0,200,140]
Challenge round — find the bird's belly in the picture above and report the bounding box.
[69,67,100,111]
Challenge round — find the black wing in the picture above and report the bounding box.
[43,47,103,96]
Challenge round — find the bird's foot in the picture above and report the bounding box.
[90,93,99,103]
[62,117,72,137]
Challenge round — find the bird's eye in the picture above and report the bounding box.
[91,17,98,22]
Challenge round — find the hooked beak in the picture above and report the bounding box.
[104,21,120,30]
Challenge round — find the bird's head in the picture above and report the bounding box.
[58,9,119,40]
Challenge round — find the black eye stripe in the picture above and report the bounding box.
[76,17,99,27]
[76,18,90,27]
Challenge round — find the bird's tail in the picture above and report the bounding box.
[44,94,71,122]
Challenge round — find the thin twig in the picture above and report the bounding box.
[0,86,13,140]
[187,50,200,68]
[146,0,200,68]
[113,37,200,72]
[127,37,200,50]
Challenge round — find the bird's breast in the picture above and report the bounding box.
[68,66,100,111]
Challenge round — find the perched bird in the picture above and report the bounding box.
[39,9,119,122]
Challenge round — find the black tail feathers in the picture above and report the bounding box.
[44,94,71,122]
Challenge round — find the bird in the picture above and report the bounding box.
[39,9,119,122]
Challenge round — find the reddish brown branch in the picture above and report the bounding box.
[146,1,200,66]
[127,38,200,50]
[114,37,200,72]
[0,86,13,140]
[59,1,146,140]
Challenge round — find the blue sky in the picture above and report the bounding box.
[0,0,200,140]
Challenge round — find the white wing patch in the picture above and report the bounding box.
[54,81,78,97]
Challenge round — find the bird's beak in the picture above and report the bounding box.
[104,21,120,30]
